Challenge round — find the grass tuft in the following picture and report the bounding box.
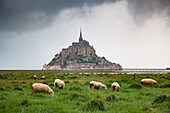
[104,94,116,101]
[0,87,5,91]
[128,83,142,89]
[153,95,168,104]
[140,106,152,112]
[0,96,6,101]
[21,99,29,106]
[83,98,105,111]
[13,86,23,91]
[64,80,70,83]
[68,92,88,101]
[159,83,170,88]
[69,86,83,91]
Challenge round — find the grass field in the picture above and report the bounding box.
[0,73,169,113]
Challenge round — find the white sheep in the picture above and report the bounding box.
[54,79,65,89]
[41,76,46,79]
[111,82,120,91]
[89,81,107,90]
[141,79,158,86]
[31,83,54,95]
[33,75,38,80]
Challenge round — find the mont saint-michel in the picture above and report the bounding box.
[43,30,122,70]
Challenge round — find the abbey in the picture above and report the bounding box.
[62,29,96,58]
[43,30,122,70]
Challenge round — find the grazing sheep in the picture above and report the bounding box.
[141,79,158,86]
[111,82,120,91]
[31,83,54,95]
[41,76,46,79]
[54,79,65,89]
[89,81,107,90]
[33,75,38,80]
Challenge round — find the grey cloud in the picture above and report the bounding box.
[127,0,170,26]
[0,0,116,32]
[1,0,170,33]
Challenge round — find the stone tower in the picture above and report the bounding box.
[79,29,83,42]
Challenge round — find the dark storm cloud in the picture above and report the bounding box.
[127,0,170,26]
[0,0,116,32]
[1,0,170,32]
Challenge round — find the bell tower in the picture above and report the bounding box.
[79,28,83,42]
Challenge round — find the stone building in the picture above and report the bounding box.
[42,29,122,70]
[61,30,96,58]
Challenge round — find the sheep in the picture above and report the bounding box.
[89,81,107,90]
[33,75,38,80]
[31,83,54,95]
[54,79,65,89]
[141,79,158,86]
[41,76,46,79]
[111,82,120,91]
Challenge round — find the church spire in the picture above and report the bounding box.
[79,28,83,42]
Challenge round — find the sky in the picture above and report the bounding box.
[0,0,170,69]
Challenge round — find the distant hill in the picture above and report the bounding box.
[43,29,122,70]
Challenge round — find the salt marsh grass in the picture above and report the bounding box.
[0,73,169,113]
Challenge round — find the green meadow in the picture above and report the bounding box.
[0,73,169,113]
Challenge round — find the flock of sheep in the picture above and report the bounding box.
[31,75,158,95]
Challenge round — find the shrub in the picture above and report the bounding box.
[83,98,105,111]
[104,94,116,101]
[128,83,142,89]
[153,95,168,103]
